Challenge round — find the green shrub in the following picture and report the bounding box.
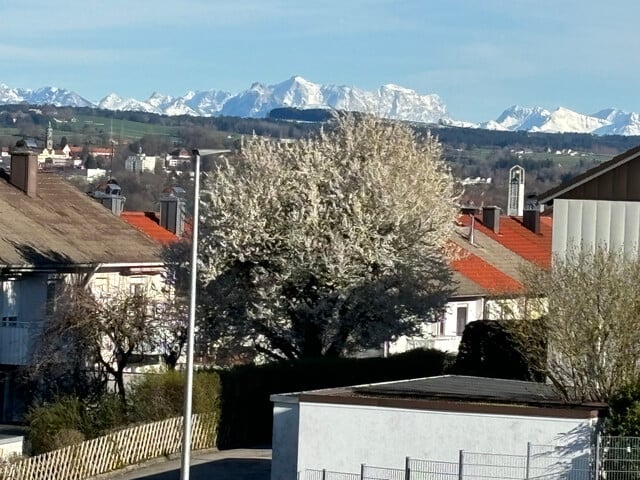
[26,396,87,455]
[453,320,544,381]
[51,429,85,450]
[127,370,221,423]
[606,383,640,436]
[25,394,128,455]
[86,394,128,436]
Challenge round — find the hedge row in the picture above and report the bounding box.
[215,348,454,449]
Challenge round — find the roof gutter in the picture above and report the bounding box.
[2,261,165,274]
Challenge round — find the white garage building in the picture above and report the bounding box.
[270,376,605,480]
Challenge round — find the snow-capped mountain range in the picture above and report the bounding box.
[1,76,640,136]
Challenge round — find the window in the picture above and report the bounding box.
[456,306,468,336]
[1,316,17,327]
[129,277,146,296]
[46,280,58,316]
[1,280,19,327]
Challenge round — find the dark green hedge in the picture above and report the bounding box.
[215,348,454,449]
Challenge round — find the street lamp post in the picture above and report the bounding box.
[180,149,201,480]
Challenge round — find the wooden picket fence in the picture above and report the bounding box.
[0,413,216,480]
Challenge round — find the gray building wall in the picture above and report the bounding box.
[272,399,597,478]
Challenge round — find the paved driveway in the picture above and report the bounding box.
[104,448,271,480]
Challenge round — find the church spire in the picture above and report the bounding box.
[46,121,53,151]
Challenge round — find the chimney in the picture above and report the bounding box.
[10,142,38,197]
[523,195,543,234]
[90,179,126,216]
[482,206,501,234]
[460,206,480,245]
[160,186,186,235]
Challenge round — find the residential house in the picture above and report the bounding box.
[125,148,157,173]
[0,146,168,421]
[390,205,551,354]
[271,375,604,480]
[537,144,640,259]
[164,148,192,169]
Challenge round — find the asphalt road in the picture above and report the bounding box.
[104,448,272,480]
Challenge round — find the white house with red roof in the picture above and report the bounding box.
[390,206,552,354]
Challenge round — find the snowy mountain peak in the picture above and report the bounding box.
[1,78,640,135]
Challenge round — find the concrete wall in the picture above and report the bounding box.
[279,401,595,477]
[271,396,300,480]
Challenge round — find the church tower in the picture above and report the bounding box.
[507,165,525,216]
[46,121,53,151]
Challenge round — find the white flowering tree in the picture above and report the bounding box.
[191,114,460,361]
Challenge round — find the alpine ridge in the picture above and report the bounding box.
[1,78,640,136]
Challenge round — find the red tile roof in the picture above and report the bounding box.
[459,215,552,269]
[120,212,178,245]
[451,246,522,295]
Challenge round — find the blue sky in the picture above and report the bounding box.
[2,0,640,123]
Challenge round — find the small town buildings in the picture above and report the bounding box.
[0,146,169,421]
[37,122,72,168]
[271,375,605,480]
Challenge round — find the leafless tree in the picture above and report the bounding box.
[504,246,640,402]
[30,280,186,404]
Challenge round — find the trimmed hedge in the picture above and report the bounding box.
[215,348,454,449]
[452,320,543,382]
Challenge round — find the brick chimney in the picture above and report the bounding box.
[482,206,501,234]
[10,142,38,197]
[160,186,186,235]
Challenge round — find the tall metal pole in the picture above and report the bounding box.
[180,150,201,480]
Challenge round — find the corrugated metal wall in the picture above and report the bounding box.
[552,199,640,259]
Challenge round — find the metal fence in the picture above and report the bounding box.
[299,469,361,480]
[361,465,406,480]
[598,436,640,480]
[300,436,640,480]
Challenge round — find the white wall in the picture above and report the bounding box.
[0,435,23,459]
[388,299,484,355]
[279,400,595,477]
[552,199,640,259]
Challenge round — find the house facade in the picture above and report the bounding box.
[538,145,640,259]
[0,147,169,421]
[390,206,551,354]
[125,149,157,173]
